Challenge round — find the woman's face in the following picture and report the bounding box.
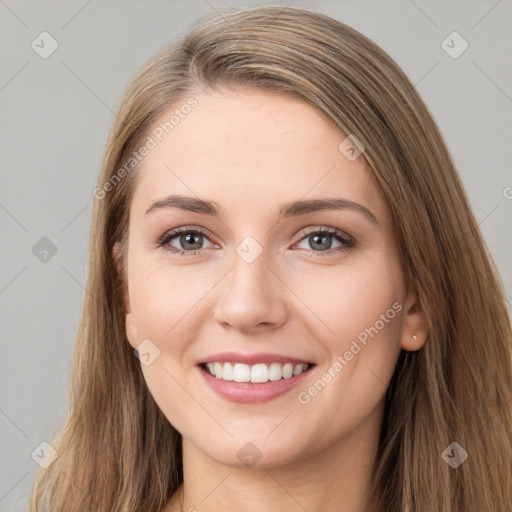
[121,87,422,468]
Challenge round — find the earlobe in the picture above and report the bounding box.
[402,332,425,351]
[125,312,139,349]
[400,290,429,351]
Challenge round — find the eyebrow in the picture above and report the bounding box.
[145,195,378,225]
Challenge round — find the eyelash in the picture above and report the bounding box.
[155,225,355,257]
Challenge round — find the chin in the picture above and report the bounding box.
[189,427,314,470]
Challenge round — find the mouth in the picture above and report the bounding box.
[199,361,312,383]
[196,355,316,404]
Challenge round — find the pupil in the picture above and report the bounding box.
[182,232,202,250]
[311,233,331,251]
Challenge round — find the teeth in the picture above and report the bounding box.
[268,362,282,381]
[293,364,304,376]
[222,362,234,381]
[233,363,251,382]
[250,363,269,383]
[282,363,293,379]
[214,362,223,379]
[204,362,309,383]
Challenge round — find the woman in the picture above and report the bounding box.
[30,5,512,511]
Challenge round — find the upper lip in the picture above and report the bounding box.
[197,352,314,366]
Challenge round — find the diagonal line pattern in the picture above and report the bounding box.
[163,367,233,438]
[0,265,28,295]
[264,469,310,511]
[202,0,296,28]
[0,472,29,502]
[0,408,29,438]
[0,202,29,233]
[265,409,295,438]
[60,204,89,234]
[473,396,512,440]
[61,0,93,29]
[265,265,336,335]
[60,265,98,304]
[472,0,502,29]
[164,163,233,234]
[407,0,439,28]
[0,62,29,92]
[472,61,512,104]
[0,0,28,28]
[367,367,388,389]
[265,0,296,28]
[59,469,102,510]
[413,61,439,88]
[163,267,233,336]
[377,61,439,129]
[61,61,127,126]
[266,164,337,235]
[478,204,499,226]
[201,0,227,22]
[201,470,233,501]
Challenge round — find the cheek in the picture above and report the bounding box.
[127,259,204,343]
[126,261,202,433]
[291,255,403,350]
[291,255,404,413]
[300,253,405,400]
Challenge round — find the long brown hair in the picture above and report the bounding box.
[30,6,512,511]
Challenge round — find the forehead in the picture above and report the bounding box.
[130,88,388,223]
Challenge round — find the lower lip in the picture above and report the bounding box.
[198,365,314,404]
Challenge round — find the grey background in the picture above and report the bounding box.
[1,0,511,510]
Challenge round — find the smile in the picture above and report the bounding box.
[197,353,316,404]
[202,361,310,383]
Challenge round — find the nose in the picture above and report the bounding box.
[213,247,289,334]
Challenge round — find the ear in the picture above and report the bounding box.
[400,288,429,351]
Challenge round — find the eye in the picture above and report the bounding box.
[293,227,355,256]
[155,225,355,257]
[155,226,216,255]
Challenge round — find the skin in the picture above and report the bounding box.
[116,87,428,512]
